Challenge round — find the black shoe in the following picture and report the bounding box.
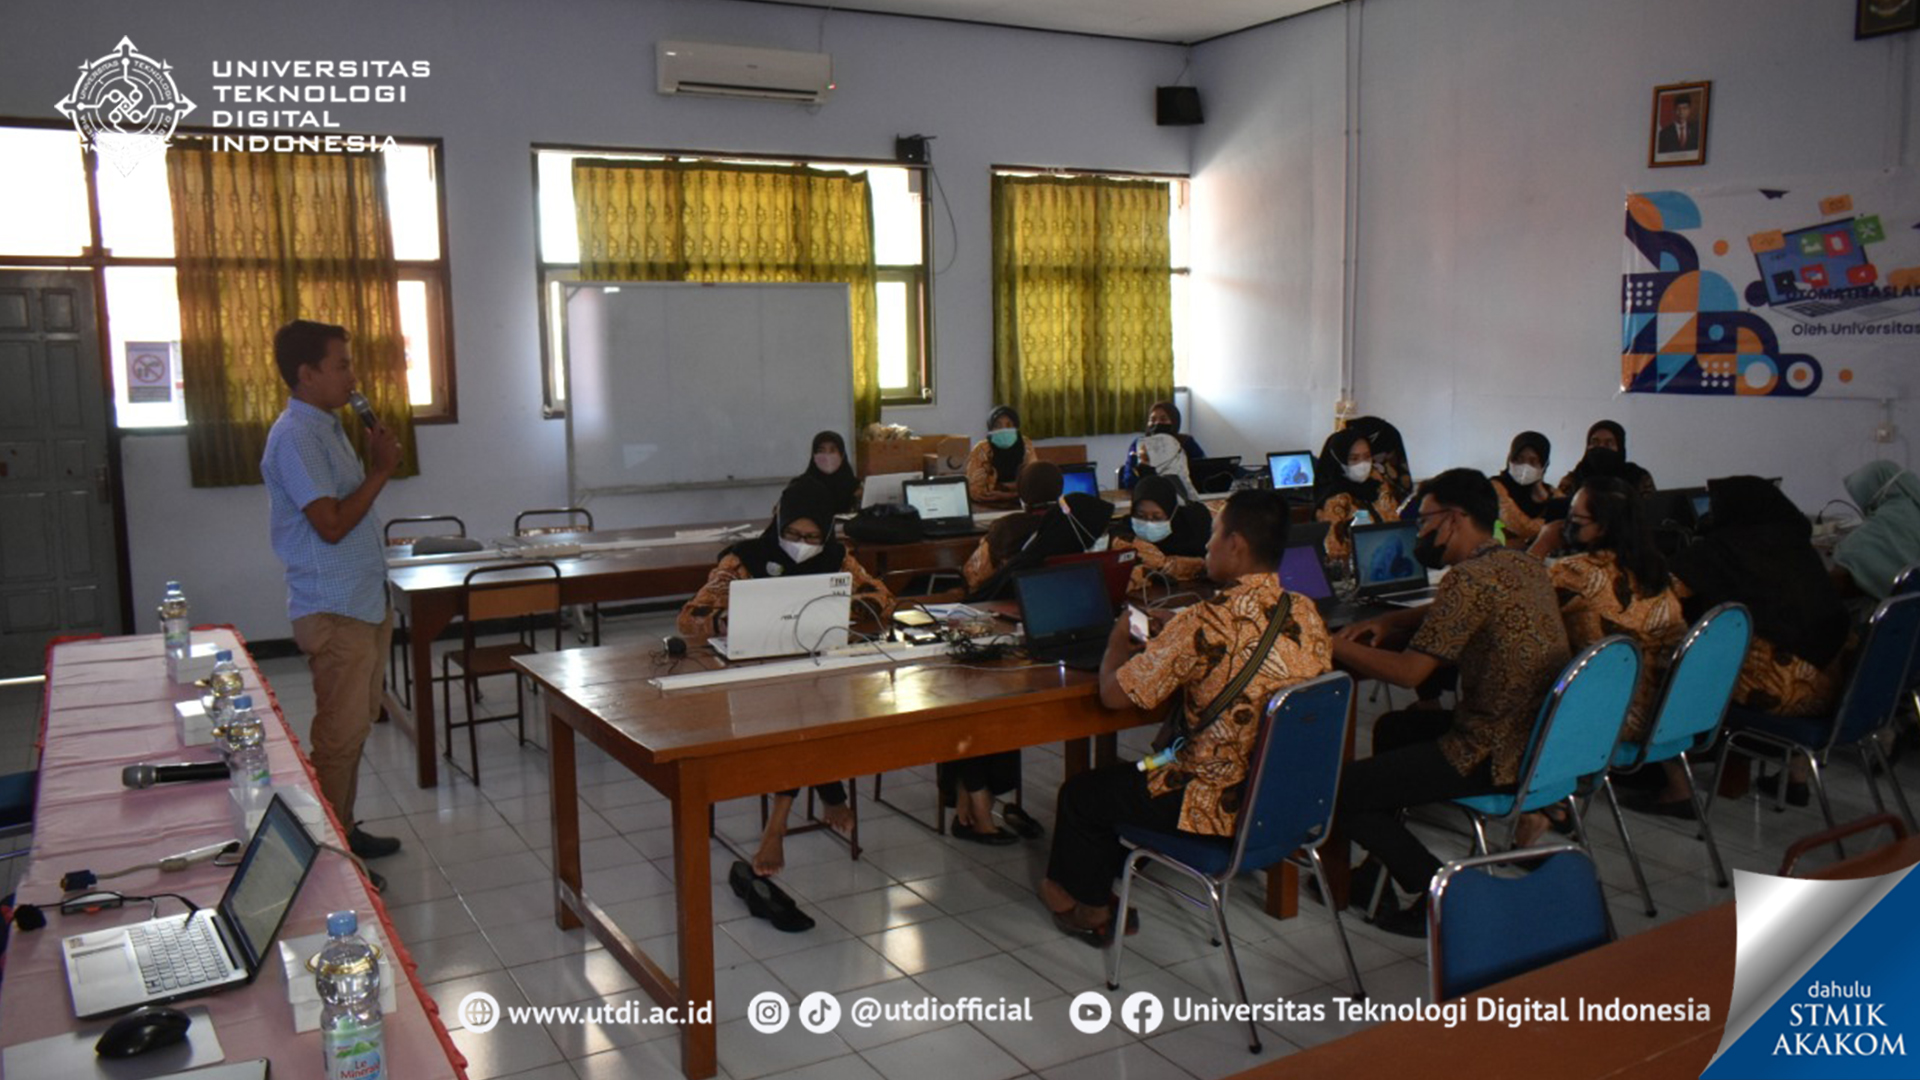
[348,827,402,860]
[1623,790,1700,820]
[949,820,1019,845]
[366,868,387,894]
[1052,905,1140,947]
[1306,859,1386,912]
[1001,804,1045,840]
[1756,772,1811,808]
[729,860,814,932]
[1370,895,1428,938]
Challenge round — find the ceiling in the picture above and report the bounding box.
[745,0,1341,45]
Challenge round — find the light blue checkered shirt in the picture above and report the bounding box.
[261,398,389,624]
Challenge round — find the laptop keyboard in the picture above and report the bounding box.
[131,918,229,992]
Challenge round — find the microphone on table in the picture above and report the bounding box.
[122,761,231,789]
[347,391,380,430]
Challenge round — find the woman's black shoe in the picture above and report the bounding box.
[730,859,814,932]
[1756,772,1811,808]
[949,820,1019,845]
[1370,895,1429,938]
[1001,804,1045,840]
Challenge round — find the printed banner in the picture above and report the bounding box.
[1703,864,1920,1078]
[1622,170,1920,399]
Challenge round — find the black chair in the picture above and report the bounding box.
[383,515,471,698]
[515,508,599,644]
[439,561,563,785]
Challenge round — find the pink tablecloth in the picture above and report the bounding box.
[0,629,465,1079]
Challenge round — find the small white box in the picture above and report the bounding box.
[231,784,326,841]
[174,698,216,747]
[168,640,220,685]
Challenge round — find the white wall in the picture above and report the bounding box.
[1193,0,1919,508]
[3,0,1190,638]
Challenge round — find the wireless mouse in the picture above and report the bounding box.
[95,1004,192,1058]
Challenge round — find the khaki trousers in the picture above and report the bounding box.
[292,609,393,826]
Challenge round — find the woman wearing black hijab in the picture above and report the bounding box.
[1343,416,1414,504]
[678,478,897,901]
[1313,426,1402,560]
[1492,430,1557,548]
[966,405,1037,507]
[963,461,1065,593]
[1115,474,1213,590]
[800,430,860,515]
[1671,476,1850,803]
[1119,400,1208,490]
[1557,420,1657,497]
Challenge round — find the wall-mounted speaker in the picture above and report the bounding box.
[895,135,929,163]
[1156,87,1203,126]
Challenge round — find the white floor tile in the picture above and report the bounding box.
[860,1022,1027,1080]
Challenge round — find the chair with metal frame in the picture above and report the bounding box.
[1453,636,1641,855]
[1599,603,1750,917]
[382,514,473,698]
[1106,672,1364,1055]
[1427,843,1613,1002]
[439,561,564,785]
[1778,813,1911,876]
[1708,592,1920,843]
[515,508,600,645]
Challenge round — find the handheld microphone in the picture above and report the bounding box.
[122,761,231,789]
[347,391,380,431]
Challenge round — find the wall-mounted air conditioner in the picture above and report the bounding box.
[657,40,834,104]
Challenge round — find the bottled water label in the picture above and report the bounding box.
[322,1015,385,1080]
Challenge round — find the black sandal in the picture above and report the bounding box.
[1052,906,1140,947]
[729,859,814,932]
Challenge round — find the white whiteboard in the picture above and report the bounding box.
[563,282,854,499]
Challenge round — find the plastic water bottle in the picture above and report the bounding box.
[226,694,271,813]
[317,910,385,1080]
[207,650,243,745]
[158,581,190,662]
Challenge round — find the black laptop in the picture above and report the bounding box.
[1267,450,1316,503]
[1059,463,1101,498]
[1013,561,1116,671]
[902,476,982,538]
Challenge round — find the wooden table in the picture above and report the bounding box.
[517,642,1157,1079]
[1245,836,1920,1080]
[384,523,983,787]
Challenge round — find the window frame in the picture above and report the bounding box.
[532,143,936,417]
[0,116,458,427]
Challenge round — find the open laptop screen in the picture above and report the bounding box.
[1060,465,1099,497]
[1754,218,1869,305]
[1268,452,1315,492]
[903,479,970,521]
[1352,520,1426,593]
[1015,563,1114,645]
[1279,545,1333,601]
[224,795,320,971]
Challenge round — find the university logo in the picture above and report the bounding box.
[56,36,197,175]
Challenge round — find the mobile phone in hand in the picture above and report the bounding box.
[1128,604,1153,644]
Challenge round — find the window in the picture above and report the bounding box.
[535,147,933,413]
[0,122,455,426]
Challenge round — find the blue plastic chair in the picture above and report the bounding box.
[1710,591,1920,841]
[1107,672,1359,1055]
[1599,603,1751,917]
[1453,637,1641,855]
[1427,843,1613,1001]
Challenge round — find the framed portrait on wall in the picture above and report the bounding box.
[1857,0,1919,39]
[1648,81,1710,169]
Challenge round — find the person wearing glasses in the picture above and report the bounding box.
[677,477,895,894]
[1330,469,1570,936]
[1529,477,1686,819]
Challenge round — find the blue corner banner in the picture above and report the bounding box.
[1704,865,1920,1078]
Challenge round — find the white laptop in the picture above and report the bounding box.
[63,794,319,1018]
[861,472,921,509]
[710,573,853,660]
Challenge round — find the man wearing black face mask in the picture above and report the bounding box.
[1329,469,1570,936]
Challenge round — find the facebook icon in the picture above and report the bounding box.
[1121,991,1164,1035]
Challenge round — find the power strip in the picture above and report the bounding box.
[649,639,953,690]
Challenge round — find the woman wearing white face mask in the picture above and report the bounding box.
[800,430,861,514]
[1314,427,1402,560]
[966,405,1038,507]
[1114,474,1213,591]
[1491,430,1556,548]
[678,478,896,899]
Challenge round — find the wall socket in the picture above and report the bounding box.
[1874,419,1897,443]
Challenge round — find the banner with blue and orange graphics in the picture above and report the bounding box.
[1622,170,1920,399]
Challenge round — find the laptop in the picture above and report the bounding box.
[862,471,921,509]
[902,477,982,538]
[1267,451,1316,501]
[1351,520,1437,604]
[1188,456,1244,495]
[1645,487,1707,529]
[1060,463,1100,498]
[1046,548,1137,609]
[711,573,852,660]
[1752,217,1920,324]
[1013,561,1117,671]
[63,793,319,1018]
[1279,543,1335,604]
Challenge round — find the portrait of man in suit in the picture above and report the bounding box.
[1649,82,1710,167]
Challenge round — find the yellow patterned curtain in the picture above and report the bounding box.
[992,175,1174,439]
[572,160,882,428]
[168,143,416,487]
